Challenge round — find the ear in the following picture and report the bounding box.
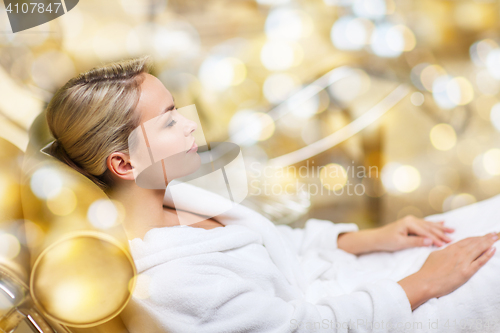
[106,152,135,181]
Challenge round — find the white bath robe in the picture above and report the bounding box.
[121,183,500,333]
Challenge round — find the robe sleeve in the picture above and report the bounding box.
[275,218,359,256]
[144,263,414,333]
[163,182,358,256]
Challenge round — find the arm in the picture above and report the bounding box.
[275,218,359,256]
[397,274,433,311]
[338,215,456,255]
[279,215,455,257]
[397,232,498,311]
[337,229,383,255]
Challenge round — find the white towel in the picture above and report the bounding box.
[302,193,500,333]
[120,182,500,333]
[392,195,500,333]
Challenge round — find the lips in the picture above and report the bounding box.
[187,140,198,153]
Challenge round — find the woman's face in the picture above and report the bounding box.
[129,73,201,187]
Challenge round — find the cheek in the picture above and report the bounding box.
[163,150,201,181]
[150,130,186,161]
[168,129,187,154]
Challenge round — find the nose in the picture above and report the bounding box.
[184,117,197,136]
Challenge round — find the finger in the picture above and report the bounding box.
[428,225,453,243]
[457,235,486,248]
[403,236,433,249]
[434,221,455,233]
[470,246,496,272]
[408,223,444,247]
[468,233,498,262]
[433,221,455,233]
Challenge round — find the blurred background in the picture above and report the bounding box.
[1,0,500,330]
[1,0,500,234]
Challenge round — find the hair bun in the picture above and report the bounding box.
[51,139,78,170]
[51,139,70,162]
[50,139,107,189]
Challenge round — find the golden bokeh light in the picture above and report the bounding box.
[447,77,474,106]
[392,25,416,52]
[443,193,477,212]
[47,187,77,216]
[87,199,120,230]
[470,39,498,67]
[490,103,500,132]
[255,112,275,141]
[23,220,45,248]
[475,70,500,96]
[483,148,500,176]
[263,73,300,104]
[381,162,401,194]
[473,153,494,179]
[0,172,18,211]
[228,58,247,86]
[31,233,135,326]
[30,167,63,200]
[393,165,421,193]
[0,233,21,260]
[319,163,347,190]
[199,56,247,92]
[331,17,374,51]
[260,40,295,71]
[430,123,457,151]
[410,92,424,106]
[265,8,314,41]
[420,65,447,92]
[50,279,98,320]
[328,69,371,103]
[229,110,276,145]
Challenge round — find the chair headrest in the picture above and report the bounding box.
[39,140,55,158]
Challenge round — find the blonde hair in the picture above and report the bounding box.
[46,57,151,191]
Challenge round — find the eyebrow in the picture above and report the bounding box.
[161,96,176,115]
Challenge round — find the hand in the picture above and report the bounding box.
[398,232,498,310]
[373,215,455,252]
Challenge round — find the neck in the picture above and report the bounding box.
[107,182,174,240]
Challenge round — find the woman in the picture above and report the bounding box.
[46,57,499,332]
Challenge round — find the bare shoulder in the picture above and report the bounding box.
[163,206,224,229]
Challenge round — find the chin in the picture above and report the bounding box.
[176,153,201,179]
[186,153,201,175]
[187,153,202,173]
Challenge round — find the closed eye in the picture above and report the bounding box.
[166,119,177,127]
